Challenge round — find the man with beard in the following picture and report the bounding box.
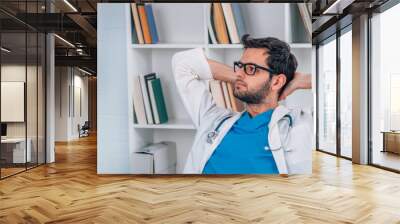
[172,35,312,174]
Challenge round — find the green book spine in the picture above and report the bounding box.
[150,79,168,124]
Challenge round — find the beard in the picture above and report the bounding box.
[233,79,271,104]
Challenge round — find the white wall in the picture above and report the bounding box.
[55,67,89,141]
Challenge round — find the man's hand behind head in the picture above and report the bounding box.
[279,72,312,101]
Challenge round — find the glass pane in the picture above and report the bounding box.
[340,29,352,158]
[27,31,38,169]
[371,3,400,171]
[38,33,45,165]
[318,37,337,154]
[1,31,27,177]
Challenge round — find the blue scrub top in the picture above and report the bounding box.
[202,109,279,174]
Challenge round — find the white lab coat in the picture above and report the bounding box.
[171,48,313,174]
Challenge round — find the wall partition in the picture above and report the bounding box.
[0,2,47,179]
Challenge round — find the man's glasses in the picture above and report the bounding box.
[233,61,275,76]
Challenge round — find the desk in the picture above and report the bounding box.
[381,131,400,154]
[1,138,31,163]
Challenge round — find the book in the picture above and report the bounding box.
[297,3,312,41]
[131,3,144,44]
[139,74,155,124]
[221,3,240,44]
[221,82,232,109]
[132,76,147,124]
[130,7,138,44]
[231,3,246,41]
[227,82,245,112]
[144,73,157,122]
[149,78,168,124]
[137,4,152,44]
[148,81,160,124]
[145,4,159,44]
[207,4,218,44]
[212,3,230,44]
[209,80,226,108]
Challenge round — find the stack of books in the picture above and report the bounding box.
[133,73,168,125]
[208,3,246,44]
[209,80,244,112]
[130,3,159,44]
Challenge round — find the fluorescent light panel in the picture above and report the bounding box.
[78,67,93,76]
[54,34,75,48]
[1,47,11,53]
[63,0,78,12]
[323,0,355,14]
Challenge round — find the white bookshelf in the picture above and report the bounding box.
[132,118,195,130]
[98,3,312,174]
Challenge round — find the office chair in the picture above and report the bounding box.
[79,121,90,138]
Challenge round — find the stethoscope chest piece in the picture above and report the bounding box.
[207,131,218,144]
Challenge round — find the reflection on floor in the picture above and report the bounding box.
[0,162,42,178]
[0,167,25,177]
[373,150,400,171]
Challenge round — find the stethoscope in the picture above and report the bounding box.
[206,114,293,145]
[206,116,232,144]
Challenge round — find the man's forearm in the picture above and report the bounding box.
[207,59,237,83]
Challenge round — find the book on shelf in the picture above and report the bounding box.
[209,3,246,44]
[221,3,240,44]
[134,73,169,125]
[131,3,144,44]
[137,3,152,44]
[130,9,139,44]
[209,80,245,112]
[145,4,159,44]
[297,3,312,41]
[139,73,155,124]
[207,4,218,44]
[227,82,244,112]
[133,76,147,124]
[131,3,159,45]
[231,3,246,42]
[212,3,230,44]
[221,81,232,109]
[148,78,168,124]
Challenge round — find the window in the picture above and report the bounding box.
[339,28,352,158]
[317,37,337,155]
[370,2,400,171]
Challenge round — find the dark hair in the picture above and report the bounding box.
[241,34,298,95]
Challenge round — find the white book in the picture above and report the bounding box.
[131,3,144,44]
[147,79,160,124]
[209,80,226,108]
[297,3,312,40]
[139,74,154,124]
[207,3,218,44]
[132,76,147,124]
[221,82,232,109]
[221,3,240,44]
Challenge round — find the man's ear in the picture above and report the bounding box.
[270,74,287,92]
